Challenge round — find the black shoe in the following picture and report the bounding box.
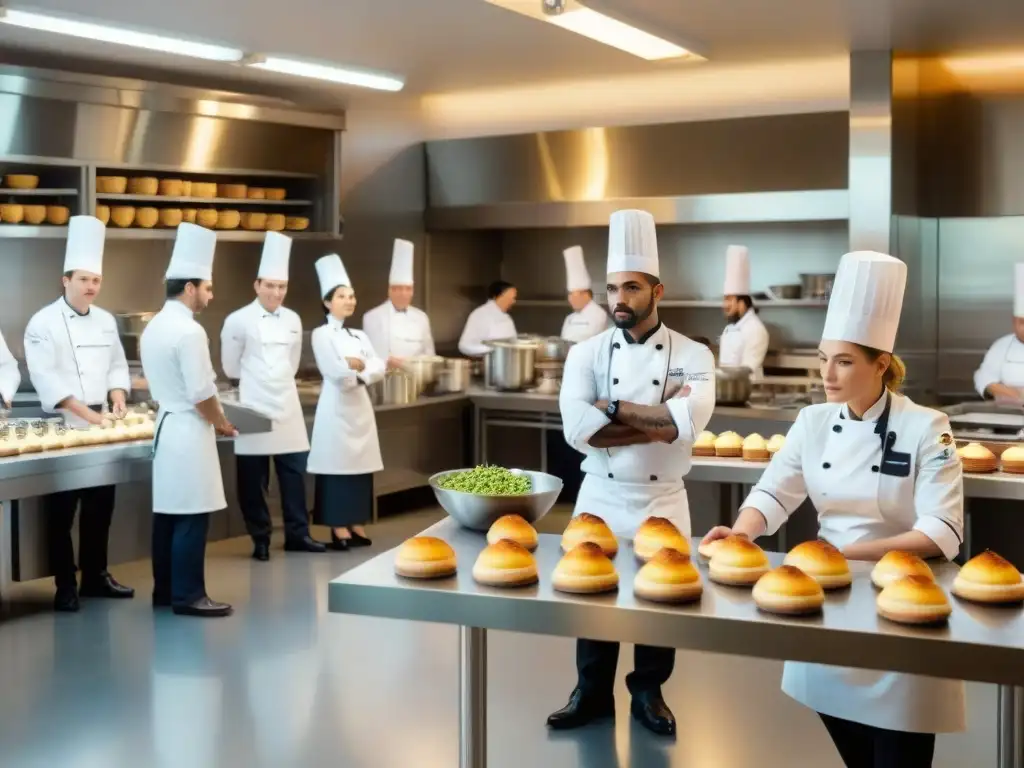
[252,541,270,561]
[284,536,328,553]
[630,692,676,736]
[330,531,350,552]
[347,529,372,548]
[79,571,135,599]
[54,586,80,613]
[172,597,233,618]
[152,594,172,608]
[546,688,615,730]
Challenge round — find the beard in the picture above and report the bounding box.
[726,309,743,324]
[612,296,655,329]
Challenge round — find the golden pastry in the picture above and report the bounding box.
[742,433,770,462]
[957,442,997,473]
[693,430,716,457]
[877,575,951,625]
[952,551,1024,604]
[767,434,786,455]
[783,540,851,590]
[561,512,618,557]
[486,514,538,551]
[708,535,770,586]
[1000,445,1024,475]
[472,539,538,587]
[552,542,619,594]
[634,548,702,604]
[871,551,934,589]
[714,431,743,458]
[394,536,457,579]
[753,565,825,615]
[633,516,690,561]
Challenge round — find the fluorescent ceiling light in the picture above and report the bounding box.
[246,56,404,92]
[546,8,691,61]
[0,8,243,62]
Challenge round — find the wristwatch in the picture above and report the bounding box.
[605,400,620,423]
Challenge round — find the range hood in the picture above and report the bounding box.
[425,113,849,230]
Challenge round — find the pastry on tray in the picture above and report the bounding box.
[870,551,934,589]
[957,442,997,473]
[877,575,951,625]
[714,431,744,458]
[486,514,538,552]
[693,430,716,457]
[708,535,770,586]
[753,565,825,615]
[698,536,723,561]
[394,536,457,579]
[633,516,690,561]
[767,434,786,455]
[561,512,618,557]
[1000,445,1024,474]
[472,539,538,587]
[634,548,702,604]
[952,550,1024,604]
[553,542,619,594]
[783,540,852,590]
[742,433,770,462]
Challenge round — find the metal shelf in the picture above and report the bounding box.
[515,298,829,309]
[96,194,312,207]
[94,164,318,180]
[0,188,79,197]
[103,228,337,242]
[0,225,69,239]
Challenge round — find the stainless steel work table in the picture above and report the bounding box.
[329,517,1024,768]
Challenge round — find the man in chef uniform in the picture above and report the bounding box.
[974,262,1024,401]
[560,246,609,343]
[221,232,325,561]
[0,327,18,409]
[141,223,235,618]
[458,281,518,356]
[549,209,716,736]
[24,215,134,612]
[718,244,769,379]
[363,238,435,368]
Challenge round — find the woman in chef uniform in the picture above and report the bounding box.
[702,251,965,767]
[718,245,769,380]
[973,262,1024,402]
[0,326,19,410]
[560,246,609,343]
[457,280,517,356]
[307,254,385,550]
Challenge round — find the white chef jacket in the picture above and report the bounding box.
[560,324,716,538]
[560,300,609,343]
[362,301,435,359]
[458,300,517,357]
[0,328,19,405]
[742,391,965,733]
[24,298,130,428]
[140,300,226,515]
[221,300,308,456]
[718,308,769,380]
[973,333,1024,397]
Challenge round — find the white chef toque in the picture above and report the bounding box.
[315,254,351,297]
[723,245,751,296]
[389,239,414,286]
[63,215,106,275]
[1015,264,1024,318]
[607,209,659,278]
[257,232,292,281]
[822,251,907,353]
[563,246,591,292]
[166,223,216,282]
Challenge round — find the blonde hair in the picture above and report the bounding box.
[856,345,907,393]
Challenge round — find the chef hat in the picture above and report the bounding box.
[166,223,216,282]
[563,246,591,292]
[257,232,292,281]
[1015,264,1024,318]
[822,251,906,353]
[315,254,351,298]
[723,245,751,296]
[389,239,414,286]
[607,209,659,278]
[63,215,106,275]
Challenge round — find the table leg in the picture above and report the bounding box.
[459,626,487,768]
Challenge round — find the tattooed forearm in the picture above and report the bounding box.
[588,423,653,447]
[617,403,679,443]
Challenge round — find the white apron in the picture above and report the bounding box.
[234,316,309,456]
[389,310,428,358]
[152,410,227,515]
[998,338,1024,390]
[575,474,690,540]
[718,325,744,368]
[306,329,382,475]
[781,413,966,734]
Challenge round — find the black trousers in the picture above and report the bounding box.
[152,513,210,607]
[576,639,675,697]
[236,452,311,544]
[47,485,116,590]
[819,713,936,768]
[546,431,584,503]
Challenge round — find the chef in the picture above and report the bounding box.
[0,326,19,408]
[719,244,769,379]
[362,238,435,368]
[457,280,517,356]
[24,215,134,612]
[703,251,964,766]
[140,223,235,618]
[221,231,325,562]
[974,262,1024,401]
[560,246,609,343]
[549,209,716,737]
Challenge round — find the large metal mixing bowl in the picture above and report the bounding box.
[428,468,563,531]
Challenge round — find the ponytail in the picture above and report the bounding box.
[883,354,906,393]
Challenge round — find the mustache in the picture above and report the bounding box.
[613,305,635,316]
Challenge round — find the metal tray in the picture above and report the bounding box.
[221,400,273,435]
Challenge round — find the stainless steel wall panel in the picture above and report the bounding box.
[849,51,894,253]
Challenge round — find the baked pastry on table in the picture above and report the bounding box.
[952,550,1024,604]
[957,442,997,473]
[473,539,538,587]
[753,565,825,615]
[1000,445,1024,474]
[634,548,702,604]
[742,433,770,462]
[486,514,538,551]
[877,575,952,625]
[693,430,716,457]
[633,516,690,561]
[708,535,770,585]
[714,431,744,458]
[767,434,786,455]
[394,536,457,579]
[553,542,619,594]
[561,512,618,557]
[870,551,934,589]
[783,540,852,590]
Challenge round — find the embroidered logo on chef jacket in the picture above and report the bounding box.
[939,432,954,446]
